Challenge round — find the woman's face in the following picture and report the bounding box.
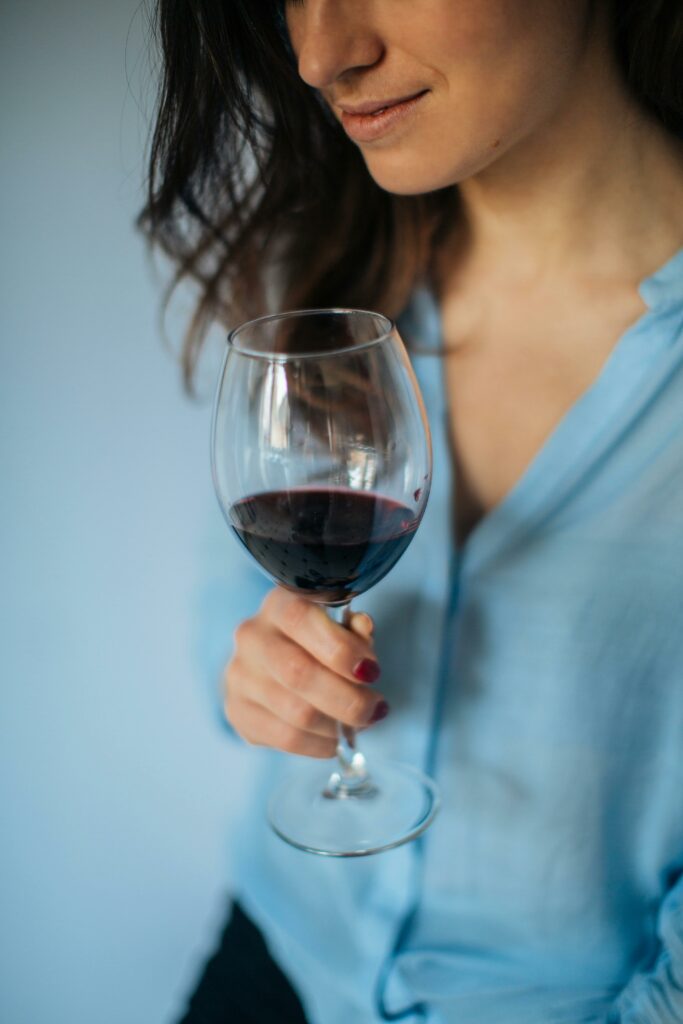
[284,0,598,195]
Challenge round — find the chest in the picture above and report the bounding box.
[438,290,647,547]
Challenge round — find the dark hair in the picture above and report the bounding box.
[137,0,683,389]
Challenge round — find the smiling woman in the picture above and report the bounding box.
[138,2,683,1024]
[138,1,682,390]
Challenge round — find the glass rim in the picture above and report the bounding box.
[226,307,396,361]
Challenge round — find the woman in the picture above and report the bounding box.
[138,2,683,1022]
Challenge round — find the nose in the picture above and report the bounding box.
[291,0,384,92]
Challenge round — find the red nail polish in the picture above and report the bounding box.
[352,658,381,683]
[369,700,390,724]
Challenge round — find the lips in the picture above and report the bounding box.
[339,91,428,116]
[339,91,428,144]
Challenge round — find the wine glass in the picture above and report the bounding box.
[211,308,439,856]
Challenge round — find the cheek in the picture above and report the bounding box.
[418,0,586,55]
[420,0,584,108]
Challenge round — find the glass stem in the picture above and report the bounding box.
[323,603,376,799]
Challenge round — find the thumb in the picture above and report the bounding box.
[349,611,374,644]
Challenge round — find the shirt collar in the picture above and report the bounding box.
[639,244,683,311]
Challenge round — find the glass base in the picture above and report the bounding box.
[267,758,440,857]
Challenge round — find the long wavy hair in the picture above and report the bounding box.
[137,0,683,388]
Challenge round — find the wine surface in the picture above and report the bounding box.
[229,487,419,603]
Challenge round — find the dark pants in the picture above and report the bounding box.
[176,901,310,1024]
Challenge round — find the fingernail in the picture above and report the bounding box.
[352,658,381,683]
[369,700,390,725]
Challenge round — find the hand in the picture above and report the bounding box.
[224,587,388,758]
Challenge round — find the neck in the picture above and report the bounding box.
[442,21,683,292]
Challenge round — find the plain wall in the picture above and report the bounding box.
[1,3,257,1021]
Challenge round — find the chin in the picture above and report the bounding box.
[360,142,503,195]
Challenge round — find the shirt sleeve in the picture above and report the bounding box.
[607,869,683,1023]
[193,517,272,738]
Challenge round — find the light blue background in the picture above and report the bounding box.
[1,3,252,1021]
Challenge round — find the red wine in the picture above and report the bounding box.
[229,487,419,603]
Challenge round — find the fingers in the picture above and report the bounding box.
[261,589,380,684]
[236,698,339,759]
[228,654,339,740]
[235,620,386,731]
[225,590,383,759]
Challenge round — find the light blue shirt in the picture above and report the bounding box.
[202,246,683,1024]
